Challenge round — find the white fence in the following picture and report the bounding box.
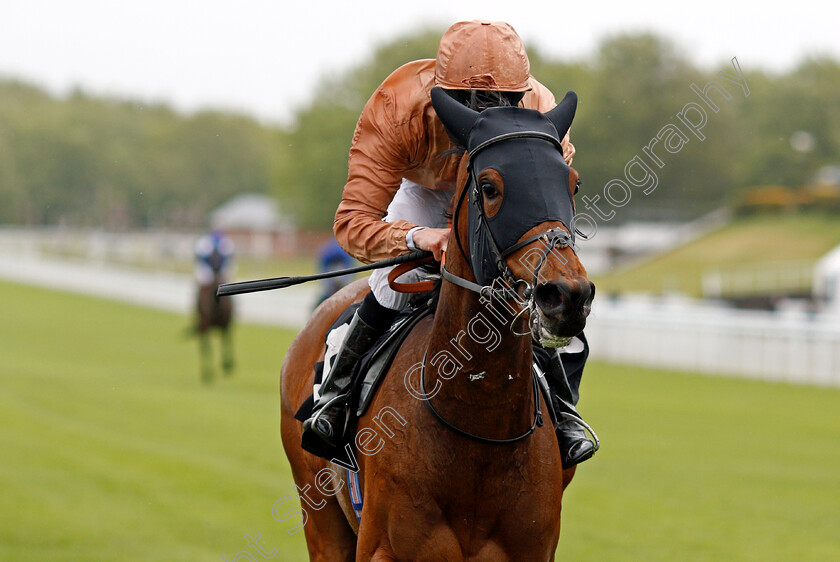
[586,296,840,387]
[0,250,316,329]
[0,226,199,263]
[701,260,815,297]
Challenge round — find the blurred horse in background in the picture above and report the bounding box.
[195,274,234,384]
[192,230,235,384]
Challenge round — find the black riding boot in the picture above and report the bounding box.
[303,293,396,447]
[536,334,597,468]
[553,384,596,468]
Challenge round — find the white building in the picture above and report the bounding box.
[813,243,840,315]
[209,194,296,257]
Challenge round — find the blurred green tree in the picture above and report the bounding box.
[0,29,838,231]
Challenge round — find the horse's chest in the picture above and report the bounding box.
[364,452,562,560]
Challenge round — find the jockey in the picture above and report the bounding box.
[315,238,355,306]
[194,229,235,285]
[303,20,596,468]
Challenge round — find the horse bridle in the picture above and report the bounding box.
[420,130,577,445]
[444,130,577,325]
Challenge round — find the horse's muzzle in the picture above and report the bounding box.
[532,278,594,343]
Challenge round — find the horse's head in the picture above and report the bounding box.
[431,87,594,346]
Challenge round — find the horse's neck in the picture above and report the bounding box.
[425,259,535,437]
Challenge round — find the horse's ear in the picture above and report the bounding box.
[431,86,479,148]
[545,91,578,139]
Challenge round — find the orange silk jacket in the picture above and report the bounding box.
[334,59,575,263]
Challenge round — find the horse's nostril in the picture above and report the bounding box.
[534,282,567,316]
[535,280,592,317]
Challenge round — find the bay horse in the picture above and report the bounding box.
[280,88,592,560]
[195,271,234,384]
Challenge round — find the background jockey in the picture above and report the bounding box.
[194,229,235,286]
[315,238,355,307]
[303,20,596,468]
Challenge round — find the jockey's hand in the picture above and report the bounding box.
[412,228,449,262]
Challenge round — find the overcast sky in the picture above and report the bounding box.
[0,1,837,125]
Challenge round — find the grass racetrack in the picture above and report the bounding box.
[1,280,838,561]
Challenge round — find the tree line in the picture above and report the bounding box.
[0,29,838,230]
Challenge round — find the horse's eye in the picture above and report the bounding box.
[481,182,499,199]
[574,179,582,195]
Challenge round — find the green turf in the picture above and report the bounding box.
[1,281,838,561]
[593,213,840,297]
[562,364,840,561]
[0,281,309,561]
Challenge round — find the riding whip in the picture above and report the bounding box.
[216,250,432,297]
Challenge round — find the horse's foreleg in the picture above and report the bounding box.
[199,334,213,384]
[221,328,235,375]
[282,444,358,561]
[298,497,358,562]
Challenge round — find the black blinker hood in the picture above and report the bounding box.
[432,87,578,286]
[468,110,575,284]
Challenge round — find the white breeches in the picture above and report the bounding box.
[368,178,453,310]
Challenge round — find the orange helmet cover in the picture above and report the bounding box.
[435,20,532,92]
